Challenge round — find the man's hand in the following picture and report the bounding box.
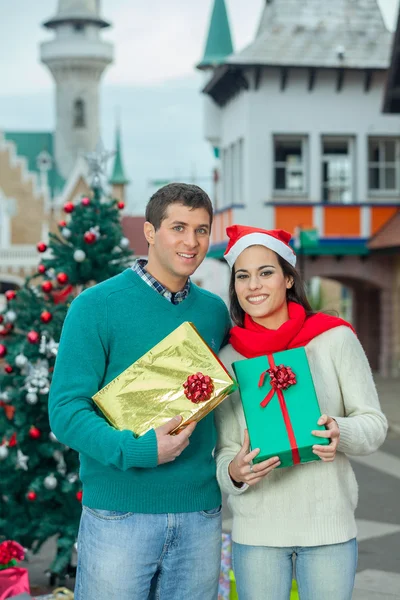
[155,416,197,465]
[228,429,280,486]
[312,415,340,462]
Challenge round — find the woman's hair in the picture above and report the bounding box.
[228,251,314,327]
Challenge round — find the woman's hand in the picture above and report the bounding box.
[228,429,281,486]
[312,415,340,462]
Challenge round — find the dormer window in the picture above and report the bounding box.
[73,99,85,128]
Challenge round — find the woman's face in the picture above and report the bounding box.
[234,245,293,329]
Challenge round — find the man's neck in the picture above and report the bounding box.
[144,260,188,293]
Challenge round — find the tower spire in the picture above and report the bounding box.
[197,0,234,69]
[40,0,113,180]
[109,120,130,186]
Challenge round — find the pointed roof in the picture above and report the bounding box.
[197,0,234,69]
[44,0,110,29]
[368,209,400,250]
[109,124,130,186]
[226,0,392,70]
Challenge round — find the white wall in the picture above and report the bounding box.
[214,67,400,228]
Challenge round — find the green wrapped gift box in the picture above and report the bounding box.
[232,347,329,468]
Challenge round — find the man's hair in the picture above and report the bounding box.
[145,183,213,231]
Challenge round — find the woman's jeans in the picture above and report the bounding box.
[232,538,358,600]
[74,505,222,600]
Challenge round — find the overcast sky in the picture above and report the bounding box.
[0,0,398,212]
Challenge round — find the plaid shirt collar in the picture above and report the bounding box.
[132,259,190,304]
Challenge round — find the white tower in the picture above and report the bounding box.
[40,0,114,180]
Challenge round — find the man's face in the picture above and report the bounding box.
[144,203,211,289]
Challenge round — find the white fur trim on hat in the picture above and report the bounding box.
[224,232,297,268]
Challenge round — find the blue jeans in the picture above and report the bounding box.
[74,505,222,600]
[232,538,357,600]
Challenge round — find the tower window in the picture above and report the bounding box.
[74,23,84,32]
[74,99,85,128]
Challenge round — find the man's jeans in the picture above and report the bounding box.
[232,538,358,600]
[74,505,222,600]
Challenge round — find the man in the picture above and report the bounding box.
[49,183,231,600]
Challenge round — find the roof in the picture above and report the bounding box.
[121,216,148,256]
[4,131,65,198]
[368,209,400,250]
[383,6,400,112]
[109,125,130,186]
[197,0,234,69]
[228,0,391,70]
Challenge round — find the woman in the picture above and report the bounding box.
[215,225,387,600]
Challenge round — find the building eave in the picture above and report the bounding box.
[203,63,386,107]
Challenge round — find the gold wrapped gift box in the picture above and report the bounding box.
[92,322,236,437]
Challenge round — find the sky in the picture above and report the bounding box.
[0,0,399,213]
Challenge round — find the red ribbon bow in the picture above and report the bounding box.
[258,355,300,465]
[183,372,214,404]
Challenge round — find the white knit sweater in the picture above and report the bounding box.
[215,326,388,547]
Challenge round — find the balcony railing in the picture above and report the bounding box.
[0,245,38,269]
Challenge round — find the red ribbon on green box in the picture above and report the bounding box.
[258,355,301,466]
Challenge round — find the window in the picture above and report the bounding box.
[73,98,85,128]
[274,137,307,194]
[368,138,399,193]
[322,138,353,203]
[222,139,244,207]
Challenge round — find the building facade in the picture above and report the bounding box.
[199,0,400,375]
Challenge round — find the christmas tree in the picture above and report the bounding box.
[0,153,133,577]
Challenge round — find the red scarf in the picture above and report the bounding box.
[229,301,355,358]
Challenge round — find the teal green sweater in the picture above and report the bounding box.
[48,269,230,513]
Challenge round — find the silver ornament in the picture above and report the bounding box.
[67,473,79,484]
[0,445,9,460]
[0,391,10,403]
[49,432,58,443]
[5,310,17,323]
[39,386,50,395]
[74,249,86,263]
[44,474,58,490]
[26,392,38,405]
[119,237,130,249]
[15,354,28,368]
[16,449,29,471]
[62,227,72,240]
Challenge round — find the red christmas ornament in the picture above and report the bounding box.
[5,290,16,301]
[56,272,69,285]
[76,490,83,502]
[58,220,67,228]
[117,201,125,210]
[37,241,47,253]
[27,331,40,344]
[4,365,13,374]
[81,197,90,206]
[0,327,9,337]
[42,281,53,293]
[8,433,17,447]
[83,231,96,244]
[40,311,53,323]
[29,426,41,440]
[38,264,46,274]
[63,202,75,214]
[183,372,214,404]
[0,344,7,358]
[27,491,37,502]
[0,315,3,323]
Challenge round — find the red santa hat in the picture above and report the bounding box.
[224,225,297,268]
